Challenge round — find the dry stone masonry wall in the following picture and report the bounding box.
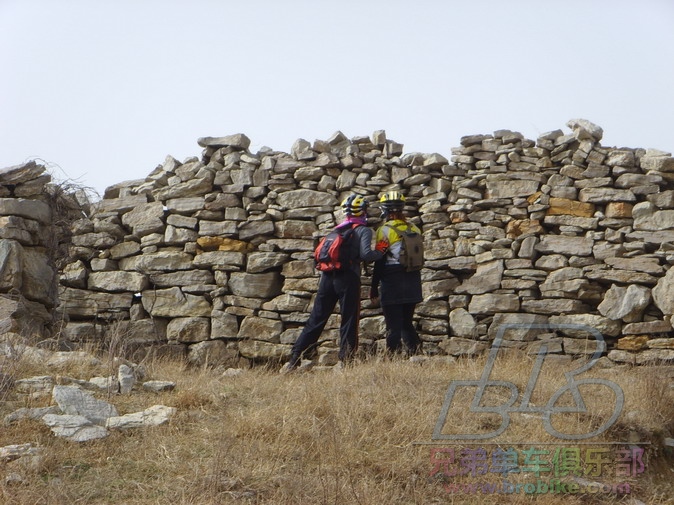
[46,119,674,366]
[0,162,59,338]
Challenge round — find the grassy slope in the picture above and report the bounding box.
[1,352,673,504]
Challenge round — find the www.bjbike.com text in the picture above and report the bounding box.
[442,479,631,495]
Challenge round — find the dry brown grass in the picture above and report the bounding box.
[1,350,673,504]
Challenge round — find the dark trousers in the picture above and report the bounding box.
[292,270,361,362]
[382,303,421,354]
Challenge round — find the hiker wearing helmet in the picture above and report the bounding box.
[281,194,387,373]
[370,191,424,355]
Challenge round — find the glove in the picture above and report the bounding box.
[375,240,388,254]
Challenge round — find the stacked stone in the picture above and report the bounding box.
[0,162,57,337]
[442,119,674,363]
[56,120,674,366]
[57,131,447,365]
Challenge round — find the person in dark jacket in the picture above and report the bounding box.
[370,191,423,355]
[281,194,387,372]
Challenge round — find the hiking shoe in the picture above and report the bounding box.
[333,361,345,374]
[280,358,314,375]
[279,362,297,375]
[279,353,302,375]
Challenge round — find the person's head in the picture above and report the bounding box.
[379,191,406,220]
[341,194,369,221]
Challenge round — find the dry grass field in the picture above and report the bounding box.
[1,346,673,504]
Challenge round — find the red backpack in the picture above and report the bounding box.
[314,224,360,272]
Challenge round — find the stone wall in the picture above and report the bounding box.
[0,162,59,338]
[54,119,674,366]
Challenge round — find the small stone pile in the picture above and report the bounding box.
[0,162,59,338]
[1,332,176,443]
[53,120,674,366]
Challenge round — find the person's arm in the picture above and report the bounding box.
[356,226,386,263]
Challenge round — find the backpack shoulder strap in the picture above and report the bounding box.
[382,224,397,234]
[340,222,361,236]
[384,223,408,238]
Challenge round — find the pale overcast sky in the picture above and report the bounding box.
[1,0,673,198]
